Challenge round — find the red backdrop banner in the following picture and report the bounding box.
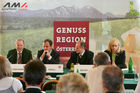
[54,21,89,57]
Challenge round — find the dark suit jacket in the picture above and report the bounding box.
[67,49,94,69]
[7,48,32,64]
[37,49,60,64]
[23,88,42,93]
[104,50,127,69]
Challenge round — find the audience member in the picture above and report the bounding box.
[104,38,127,69]
[7,39,32,64]
[102,65,124,93]
[56,73,89,93]
[37,39,60,64]
[0,56,23,93]
[86,52,109,93]
[67,41,94,69]
[23,59,46,93]
[135,77,140,93]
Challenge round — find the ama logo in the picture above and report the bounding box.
[3,2,28,10]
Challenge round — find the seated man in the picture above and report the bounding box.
[37,39,60,64]
[67,41,94,69]
[23,59,46,93]
[102,65,124,93]
[7,39,32,64]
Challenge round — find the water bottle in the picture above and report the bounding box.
[70,63,74,72]
[128,56,133,73]
[76,68,79,73]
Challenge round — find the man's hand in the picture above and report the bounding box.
[46,51,51,58]
[40,50,47,59]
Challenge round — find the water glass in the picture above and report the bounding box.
[134,73,139,81]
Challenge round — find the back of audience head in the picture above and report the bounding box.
[56,73,89,93]
[0,56,12,79]
[94,52,109,66]
[102,65,123,93]
[23,59,46,86]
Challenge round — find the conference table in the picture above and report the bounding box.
[11,64,138,93]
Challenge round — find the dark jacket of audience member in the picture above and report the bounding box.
[23,59,46,93]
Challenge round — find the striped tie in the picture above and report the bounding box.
[18,52,22,64]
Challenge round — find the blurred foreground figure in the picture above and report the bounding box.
[56,73,89,93]
[102,65,123,93]
[0,56,23,93]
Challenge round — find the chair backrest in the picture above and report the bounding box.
[41,80,58,91]
[16,78,26,90]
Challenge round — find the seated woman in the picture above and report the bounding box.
[56,73,89,93]
[104,38,127,69]
[0,56,23,93]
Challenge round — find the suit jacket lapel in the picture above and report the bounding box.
[15,50,18,63]
[21,48,25,63]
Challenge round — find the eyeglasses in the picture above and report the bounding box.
[111,45,118,47]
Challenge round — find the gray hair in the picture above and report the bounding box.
[94,52,109,66]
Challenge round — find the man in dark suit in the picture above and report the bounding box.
[23,59,46,93]
[7,39,32,64]
[67,41,94,69]
[37,39,60,64]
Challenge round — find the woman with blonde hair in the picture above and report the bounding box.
[56,73,89,93]
[0,56,23,93]
[104,38,127,69]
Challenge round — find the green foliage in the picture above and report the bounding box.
[128,1,140,17]
[130,1,134,5]
[130,1,134,11]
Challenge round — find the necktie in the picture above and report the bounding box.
[18,53,22,64]
[80,54,82,58]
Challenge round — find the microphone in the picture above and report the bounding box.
[7,52,16,59]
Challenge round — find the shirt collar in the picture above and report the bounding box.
[27,86,41,90]
[17,51,23,54]
[49,49,52,54]
[80,50,85,56]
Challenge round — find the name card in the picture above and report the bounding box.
[122,68,135,72]
[11,64,25,72]
[74,65,93,73]
[11,64,63,73]
[45,64,63,73]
